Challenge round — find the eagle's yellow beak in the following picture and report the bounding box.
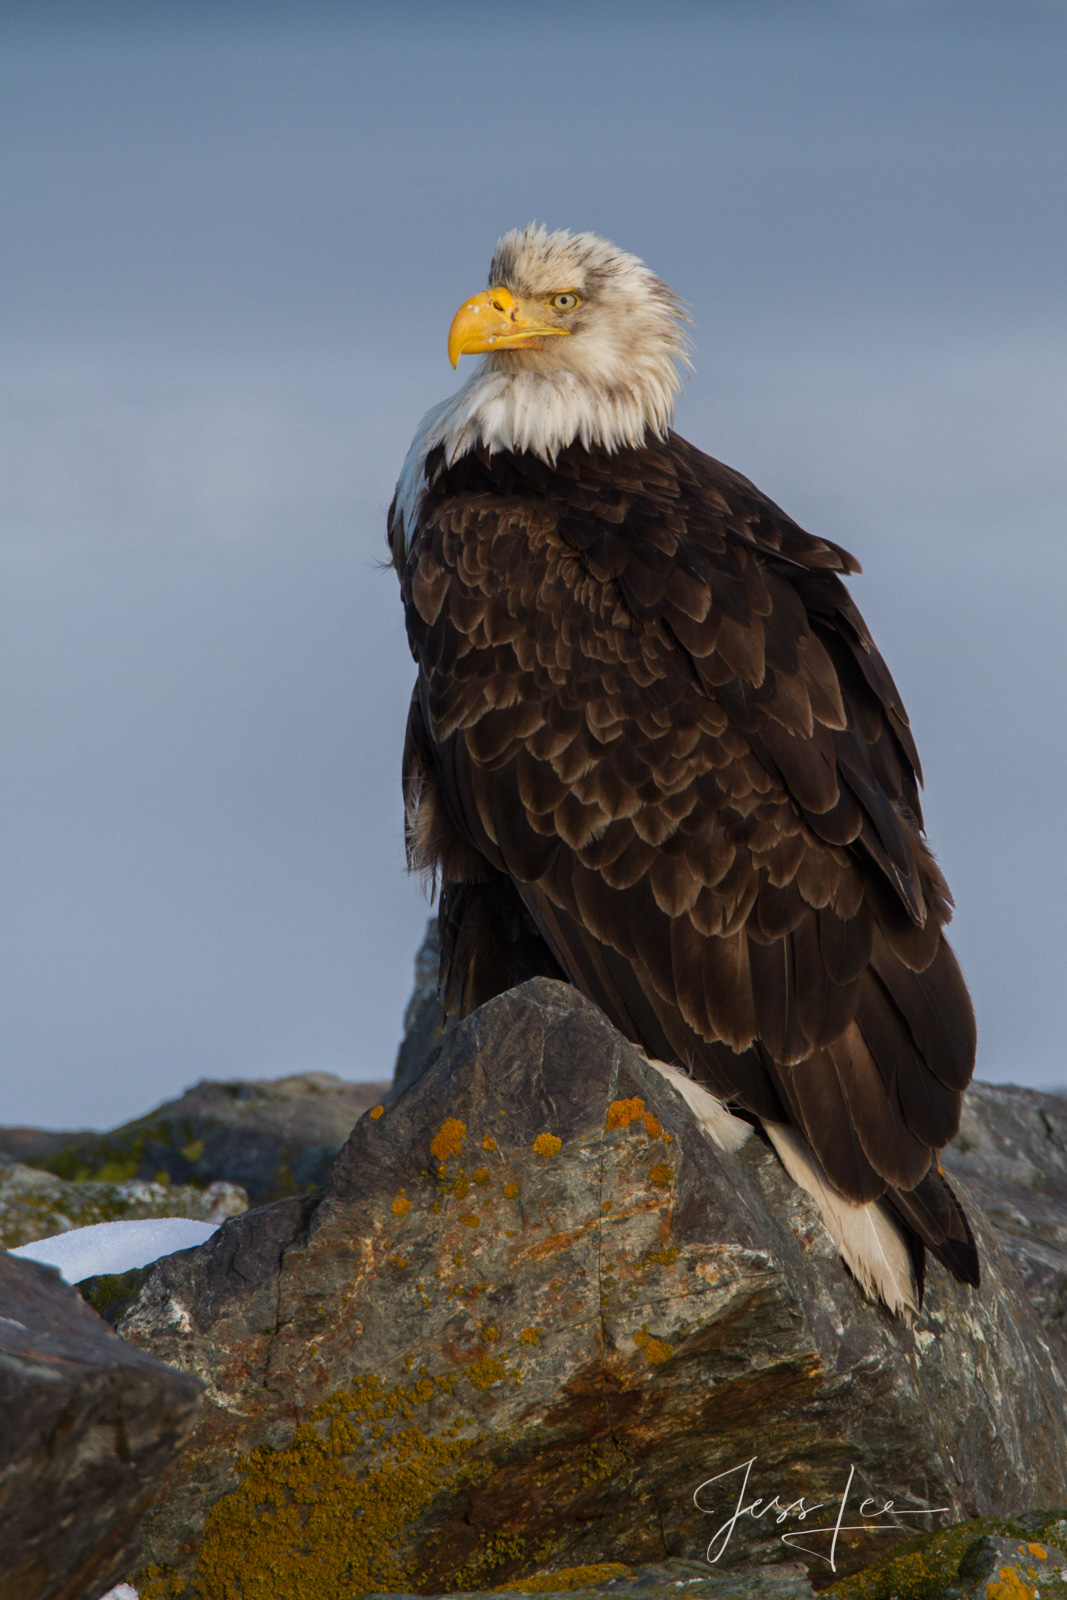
[447,287,570,368]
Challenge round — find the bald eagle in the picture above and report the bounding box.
[389,225,979,1314]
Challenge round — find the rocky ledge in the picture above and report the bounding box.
[9,1070,389,1207]
[103,979,1067,1600]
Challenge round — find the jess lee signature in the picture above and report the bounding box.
[694,1457,949,1573]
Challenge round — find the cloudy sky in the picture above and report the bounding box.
[1,0,1065,1128]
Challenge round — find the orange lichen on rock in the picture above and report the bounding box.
[391,1194,412,1217]
[643,1337,673,1365]
[606,1097,645,1130]
[369,1105,385,1120]
[482,1136,498,1152]
[472,1167,491,1186]
[430,1118,467,1162]
[460,1213,480,1229]
[519,1327,541,1346]
[503,1181,520,1199]
[649,1163,674,1188]
[642,1112,663,1139]
[533,1133,562,1157]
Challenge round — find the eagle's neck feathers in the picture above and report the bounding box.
[394,353,680,554]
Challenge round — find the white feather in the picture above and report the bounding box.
[643,1058,754,1154]
[761,1122,919,1317]
[394,225,692,552]
[643,1058,918,1316]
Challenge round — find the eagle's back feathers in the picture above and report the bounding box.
[395,430,980,1303]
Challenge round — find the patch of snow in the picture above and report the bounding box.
[8,1217,218,1283]
[100,1587,139,1600]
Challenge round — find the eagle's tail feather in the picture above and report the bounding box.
[761,1121,920,1317]
[882,1165,980,1288]
[644,1057,754,1153]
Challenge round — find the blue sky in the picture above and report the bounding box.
[1,0,1065,1126]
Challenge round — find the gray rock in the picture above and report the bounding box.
[22,1070,390,1205]
[0,1124,96,1162]
[955,1533,1067,1597]
[390,914,447,1100]
[0,1157,246,1250]
[110,980,1067,1598]
[359,1558,818,1600]
[943,1081,1067,1360]
[0,1250,202,1600]
[393,930,1067,1370]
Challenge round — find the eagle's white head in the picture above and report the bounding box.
[398,227,691,512]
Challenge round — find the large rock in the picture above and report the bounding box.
[392,923,1067,1369]
[23,1071,390,1205]
[0,1157,246,1250]
[0,1250,202,1600]
[942,1081,1067,1360]
[111,980,1067,1598]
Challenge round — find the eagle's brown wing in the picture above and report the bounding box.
[397,433,977,1282]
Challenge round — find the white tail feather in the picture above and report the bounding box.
[642,1056,918,1315]
[643,1058,754,1154]
[762,1123,919,1317]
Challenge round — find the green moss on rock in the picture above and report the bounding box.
[825,1511,1067,1600]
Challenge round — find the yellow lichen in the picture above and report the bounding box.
[391,1193,411,1217]
[392,1256,408,1270]
[453,1175,471,1198]
[466,1356,506,1390]
[1028,1544,1047,1559]
[184,1375,487,1600]
[644,1246,679,1266]
[643,1337,673,1365]
[472,1166,491,1185]
[482,1135,498,1151]
[460,1213,480,1229]
[430,1117,467,1162]
[533,1132,562,1157]
[503,1181,520,1199]
[579,1440,631,1490]
[494,1563,631,1592]
[519,1327,541,1346]
[482,1324,500,1342]
[633,1327,648,1348]
[369,1105,385,1120]
[649,1162,674,1187]
[642,1113,662,1139]
[606,1096,645,1130]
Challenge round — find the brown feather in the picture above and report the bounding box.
[398,428,978,1293]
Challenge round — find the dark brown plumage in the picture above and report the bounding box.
[391,432,979,1298]
[390,226,978,1308]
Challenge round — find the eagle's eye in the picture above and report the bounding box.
[549,292,580,311]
